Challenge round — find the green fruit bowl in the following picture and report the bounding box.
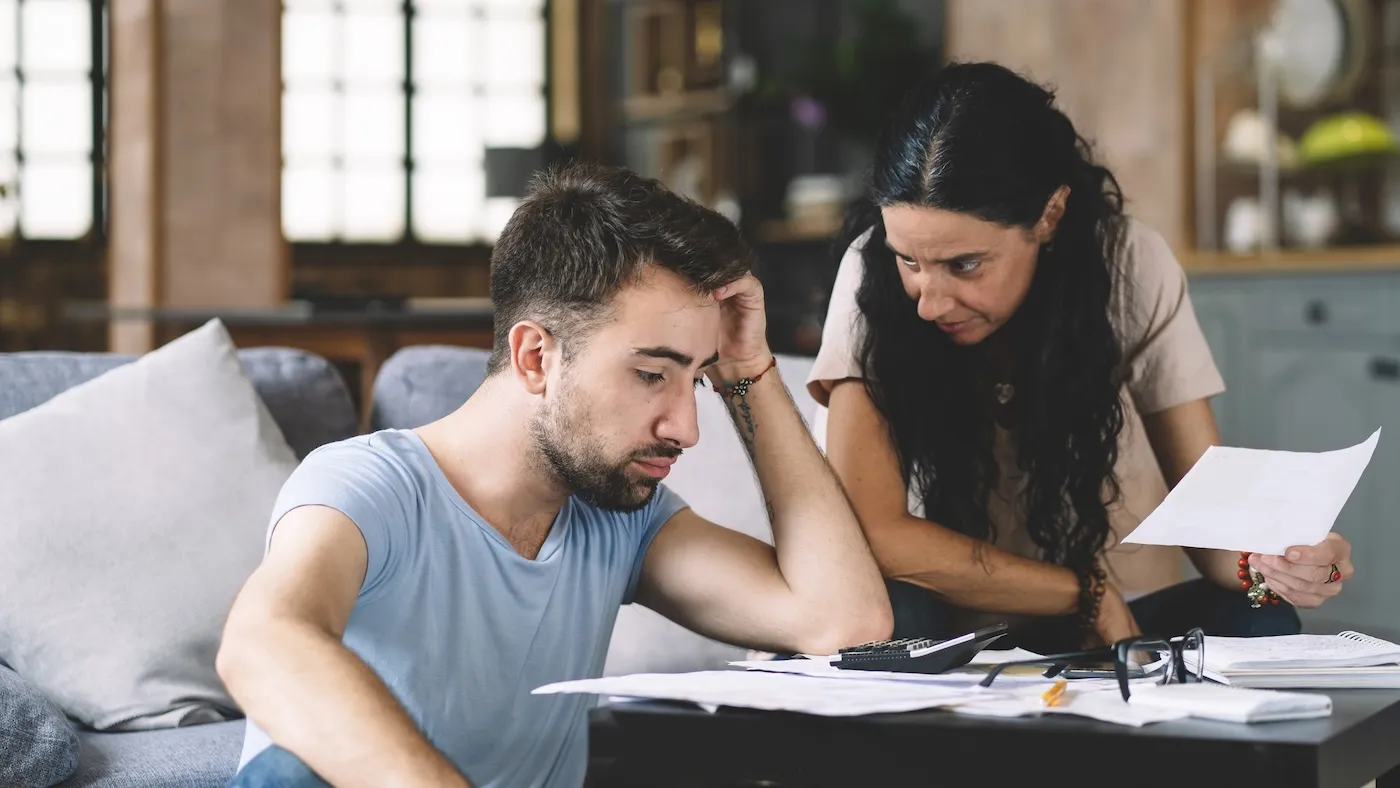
[1298,112,1400,170]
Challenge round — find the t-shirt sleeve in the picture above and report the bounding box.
[622,483,689,605]
[1116,220,1226,415]
[266,438,418,603]
[806,231,873,408]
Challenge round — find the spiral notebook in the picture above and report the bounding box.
[1196,631,1400,688]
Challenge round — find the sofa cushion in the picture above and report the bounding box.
[64,720,244,788]
[0,346,356,459]
[0,319,301,730]
[369,345,491,431]
[0,663,78,788]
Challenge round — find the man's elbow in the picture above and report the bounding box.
[796,599,894,656]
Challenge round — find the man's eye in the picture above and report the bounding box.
[636,370,665,385]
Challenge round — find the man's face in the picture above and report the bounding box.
[530,266,721,512]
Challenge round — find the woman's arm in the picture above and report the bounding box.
[826,379,1083,615]
[1138,397,1241,589]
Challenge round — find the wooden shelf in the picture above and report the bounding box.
[1183,245,1400,274]
[623,88,733,122]
[751,216,844,244]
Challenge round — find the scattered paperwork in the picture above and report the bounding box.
[534,670,1002,716]
[1122,428,1380,554]
[729,648,1054,687]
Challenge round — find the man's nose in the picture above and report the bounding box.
[656,387,701,449]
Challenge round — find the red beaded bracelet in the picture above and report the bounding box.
[1239,551,1281,608]
[711,357,777,399]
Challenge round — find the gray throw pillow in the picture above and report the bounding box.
[0,662,79,787]
[0,319,301,730]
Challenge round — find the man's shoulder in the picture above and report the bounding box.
[293,429,432,492]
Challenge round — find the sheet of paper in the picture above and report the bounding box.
[534,670,1008,717]
[955,685,1190,727]
[729,648,1053,687]
[1121,428,1380,554]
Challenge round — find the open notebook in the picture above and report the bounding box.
[1196,631,1400,688]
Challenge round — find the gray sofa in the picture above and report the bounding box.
[0,342,819,787]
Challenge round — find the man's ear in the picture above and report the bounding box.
[508,321,555,395]
[1035,185,1072,243]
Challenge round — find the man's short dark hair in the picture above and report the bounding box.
[486,161,755,374]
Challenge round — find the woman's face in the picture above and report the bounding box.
[881,203,1048,346]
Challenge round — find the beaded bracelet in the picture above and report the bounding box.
[711,356,777,399]
[1239,551,1281,608]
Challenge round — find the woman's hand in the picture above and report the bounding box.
[1249,532,1353,608]
[1089,583,1141,647]
[707,274,772,384]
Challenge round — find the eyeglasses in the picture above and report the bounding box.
[978,627,1206,701]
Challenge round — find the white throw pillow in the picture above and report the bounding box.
[0,319,300,730]
[603,355,820,676]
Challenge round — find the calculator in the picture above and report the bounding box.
[833,623,1010,674]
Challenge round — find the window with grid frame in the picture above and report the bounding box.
[0,0,107,243]
[281,0,549,246]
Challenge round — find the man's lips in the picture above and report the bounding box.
[633,456,677,479]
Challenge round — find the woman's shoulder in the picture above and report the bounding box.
[1107,217,1191,343]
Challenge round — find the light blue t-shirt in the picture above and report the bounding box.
[235,429,687,787]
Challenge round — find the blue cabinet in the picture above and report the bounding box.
[1188,270,1400,640]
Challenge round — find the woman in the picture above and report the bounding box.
[808,62,1354,652]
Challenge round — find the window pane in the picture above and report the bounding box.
[283,89,337,159]
[483,14,543,88]
[482,93,544,148]
[0,78,14,150]
[342,10,403,86]
[283,166,337,241]
[413,167,483,243]
[482,196,519,244]
[284,0,335,8]
[21,160,90,238]
[23,82,91,155]
[282,9,337,87]
[412,10,474,86]
[342,90,404,159]
[0,0,16,72]
[342,168,404,241]
[342,0,399,8]
[20,0,89,75]
[412,93,481,164]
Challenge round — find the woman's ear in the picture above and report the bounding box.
[1035,185,1072,243]
[509,321,555,396]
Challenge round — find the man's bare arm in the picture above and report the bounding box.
[636,365,892,656]
[217,506,472,788]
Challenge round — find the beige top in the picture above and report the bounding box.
[807,218,1225,605]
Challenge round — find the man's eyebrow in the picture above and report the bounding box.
[632,347,721,369]
[633,346,695,366]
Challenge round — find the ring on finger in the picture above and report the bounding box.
[1325,563,1342,584]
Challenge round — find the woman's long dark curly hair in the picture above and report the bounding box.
[845,61,1127,580]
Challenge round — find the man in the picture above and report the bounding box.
[217,161,892,788]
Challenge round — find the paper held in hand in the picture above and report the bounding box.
[1122,428,1381,554]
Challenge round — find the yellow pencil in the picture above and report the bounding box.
[1041,679,1068,707]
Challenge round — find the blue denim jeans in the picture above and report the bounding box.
[227,746,329,788]
[885,576,1302,654]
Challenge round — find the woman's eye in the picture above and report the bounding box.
[951,259,981,274]
[899,255,919,269]
[636,370,665,385]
